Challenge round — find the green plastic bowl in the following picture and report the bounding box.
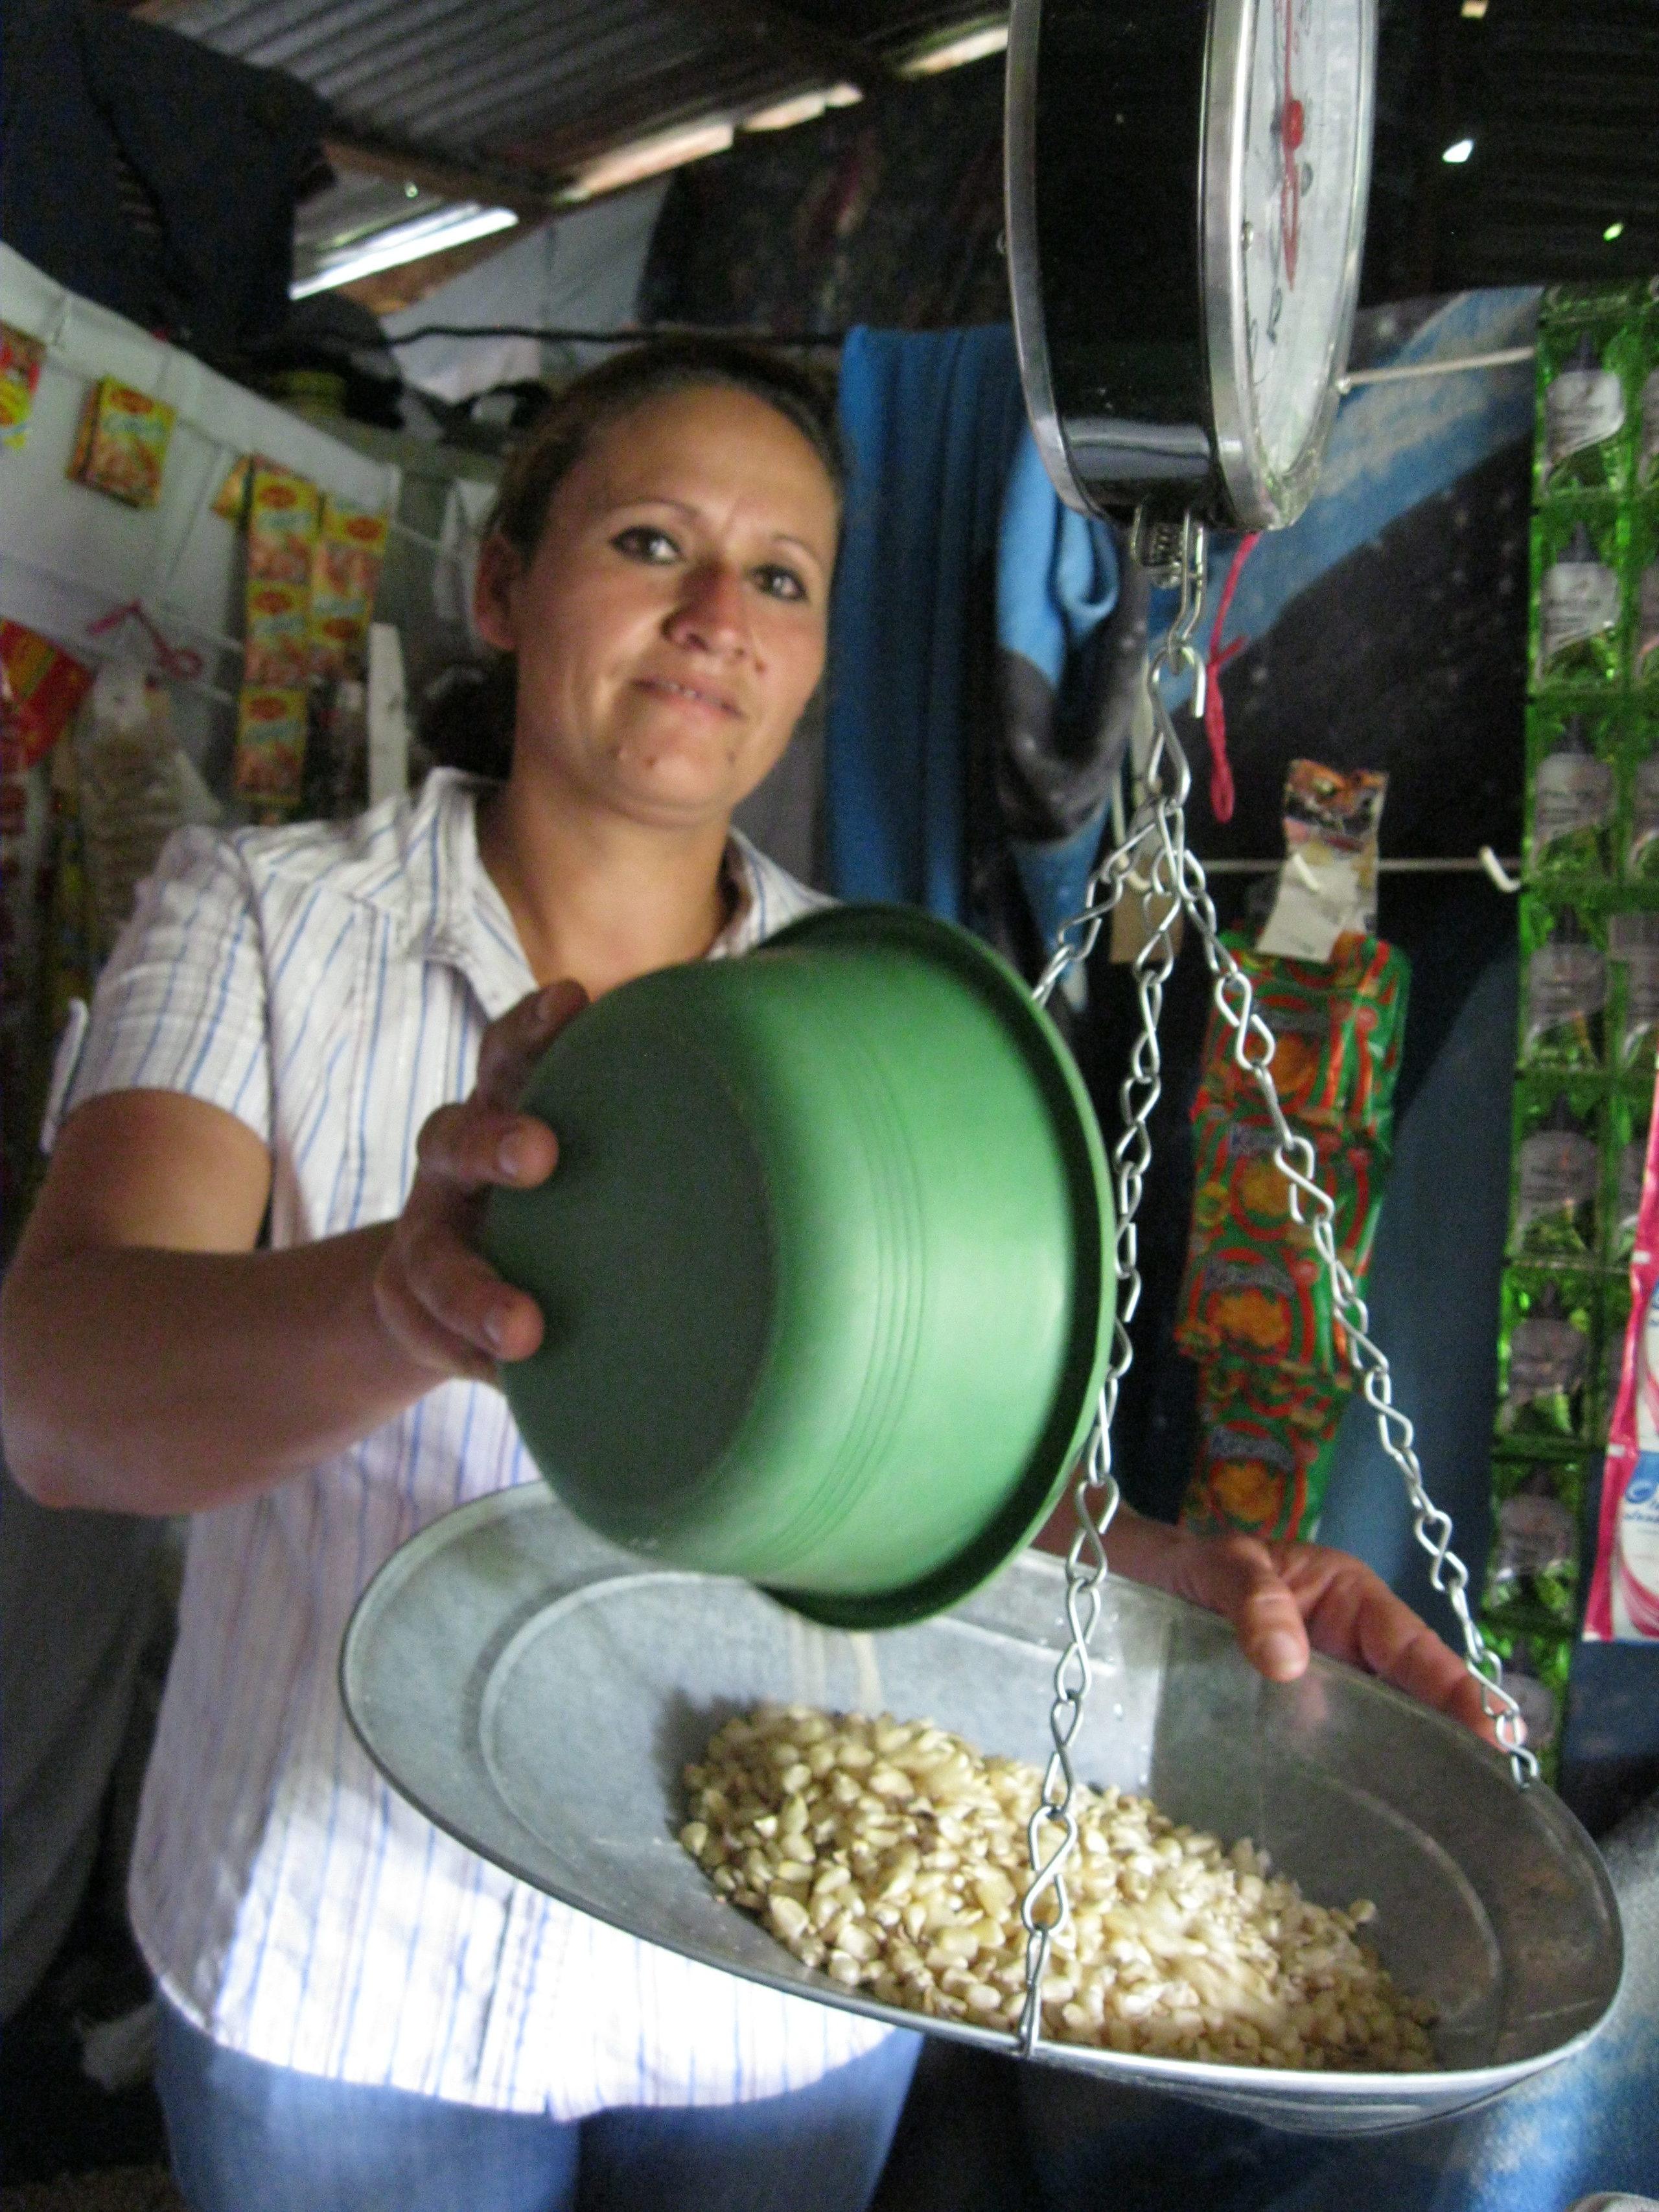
[481,903,1114,1627]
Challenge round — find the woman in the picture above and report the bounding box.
[0,339,1492,2211]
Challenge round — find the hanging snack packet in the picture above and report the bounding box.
[1175,1237,1344,1379]
[67,377,176,508]
[0,324,46,452]
[1196,930,1410,1143]
[0,623,93,768]
[1532,508,1625,691]
[1181,1360,1351,1544]
[1527,712,1613,882]
[1483,1456,1584,1628]
[1190,1114,1382,1277]
[1537,321,1633,498]
[1256,760,1387,963]
[233,686,307,818]
[1494,1270,1595,1444]
[1509,1083,1602,1264]
[1609,908,1659,1075]
[247,463,322,587]
[1519,902,1606,1070]
[308,498,389,680]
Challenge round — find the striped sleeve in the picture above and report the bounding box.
[43,826,273,1152]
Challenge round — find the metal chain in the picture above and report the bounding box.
[1015,509,1533,2062]
[1016,518,1206,2054]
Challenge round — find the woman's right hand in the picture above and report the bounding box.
[374,981,588,1384]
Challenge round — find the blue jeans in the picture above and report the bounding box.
[154,1999,920,2212]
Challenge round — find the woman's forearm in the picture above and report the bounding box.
[0,1225,440,1515]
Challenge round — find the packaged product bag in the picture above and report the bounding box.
[1519,902,1607,1071]
[67,377,175,507]
[1531,507,1625,692]
[1181,1360,1351,1544]
[1586,1062,1659,1639]
[1535,314,1638,500]
[1526,710,1614,885]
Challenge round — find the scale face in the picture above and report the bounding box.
[1006,0,1377,531]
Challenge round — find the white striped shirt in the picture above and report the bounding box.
[44,766,893,2115]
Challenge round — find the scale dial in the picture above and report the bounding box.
[1006,0,1377,531]
[1212,0,1373,521]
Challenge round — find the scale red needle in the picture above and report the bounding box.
[1281,0,1303,286]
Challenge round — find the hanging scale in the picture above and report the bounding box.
[1013,511,1536,2058]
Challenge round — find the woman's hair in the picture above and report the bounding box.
[419,336,842,782]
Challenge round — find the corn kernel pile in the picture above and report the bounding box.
[680,1703,1437,2072]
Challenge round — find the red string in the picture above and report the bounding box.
[85,600,203,682]
[1201,531,1260,824]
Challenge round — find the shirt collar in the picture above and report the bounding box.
[384,769,776,1014]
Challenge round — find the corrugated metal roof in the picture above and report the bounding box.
[146,0,990,191]
[145,0,1659,290]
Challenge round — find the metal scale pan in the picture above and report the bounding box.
[341,1486,1622,2135]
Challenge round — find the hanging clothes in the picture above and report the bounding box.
[825,324,1137,964]
[995,430,1143,962]
[826,325,1027,920]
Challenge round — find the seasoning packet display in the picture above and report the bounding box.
[233,686,307,818]
[1526,708,1615,885]
[0,324,46,453]
[66,377,176,508]
[247,464,322,587]
[1483,1454,1584,1630]
[1494,1269,1596,1446]
[308,498,389,680]
[212,453,259,524]
[1535,317,1638,501]
[1519,900,1607,1070]
[1531,503,1626,692]
[1509,1079,1603,1266]
[244,583,310,689]
[1608,906,1659,1075]
[1181,1361,1350,1544]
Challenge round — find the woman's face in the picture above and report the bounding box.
[476,382,839,832]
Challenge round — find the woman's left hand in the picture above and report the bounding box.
[1078,1507,1502,1746]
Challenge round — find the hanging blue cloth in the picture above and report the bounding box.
[826,325,1128,959]
[825,325,1028,919]
[995,429,1122,957]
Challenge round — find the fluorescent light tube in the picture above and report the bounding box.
[567,118,736,199]
[896,18,1009,77]
[292,204,518,297]
[743,83,863,132]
